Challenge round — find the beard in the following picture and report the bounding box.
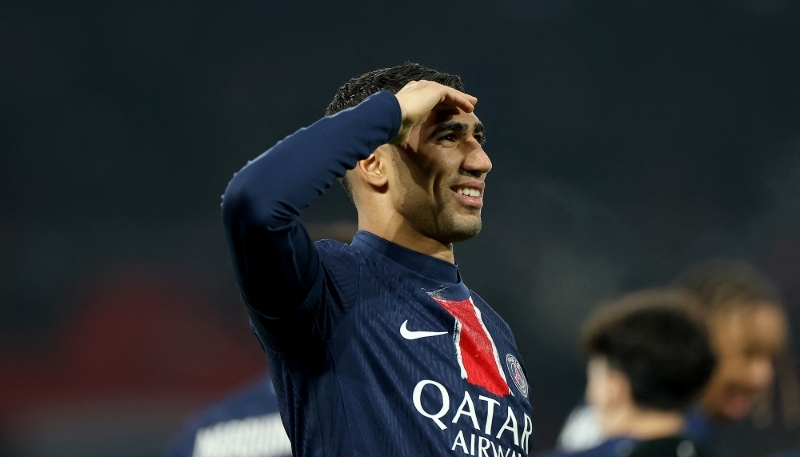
[437,211,483,243]
[399,193,484,244]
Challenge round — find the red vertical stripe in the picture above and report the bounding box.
[432,296,509,397]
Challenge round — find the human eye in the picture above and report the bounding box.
[438,133,458,142]
[474,134,487,145]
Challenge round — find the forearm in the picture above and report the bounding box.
[221,91,401,313]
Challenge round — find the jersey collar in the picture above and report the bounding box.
[351,230,461,285]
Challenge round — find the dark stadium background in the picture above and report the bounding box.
[1,0,799,455]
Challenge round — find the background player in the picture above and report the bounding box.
[168,373,291,457]
[675,260,794,432]
[541,289,717,457]
[222,63,533,456]
[557,260,795,451]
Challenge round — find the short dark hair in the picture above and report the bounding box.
[325,63,465,198]
[582,289,716,412]
[674,259,782,314]
[326,62,464,116]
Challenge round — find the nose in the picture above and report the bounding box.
[463,142,492,176]
[747,357,774,391]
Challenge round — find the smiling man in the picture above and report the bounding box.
[222,63,533,457]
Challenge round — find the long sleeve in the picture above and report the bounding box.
[221,91,401,318]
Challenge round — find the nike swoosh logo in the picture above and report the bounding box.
[400,320,448,340]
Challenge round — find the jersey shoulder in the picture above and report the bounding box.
[314,239,363,300]
[315,239,361,268]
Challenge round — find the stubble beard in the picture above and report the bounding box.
[443,213,482,242]
[396,174,484,244]
[422,201,483,244]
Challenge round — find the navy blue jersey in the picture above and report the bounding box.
[222,91,534,456]
[168,375,291,457]
[540,436,714,457]
[682,406,716,444]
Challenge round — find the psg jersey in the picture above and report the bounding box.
[222,90,534,456]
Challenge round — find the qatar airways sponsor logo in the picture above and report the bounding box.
[413,379,533,456]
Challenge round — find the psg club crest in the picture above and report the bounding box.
[505,354,528,398]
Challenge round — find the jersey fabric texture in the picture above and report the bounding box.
[168,375,291,457]
[222,91,534,456]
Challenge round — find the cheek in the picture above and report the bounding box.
[714,359,748,387]
[707,340,748,389]
[714,346,750,380]
[392,165,435,206]
[585,376,608,409]
[416,149,461,186]
[749,308,788,354]
[747,358,774,389]
[408,169,448,204]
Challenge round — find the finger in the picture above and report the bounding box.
[438,88,478,113]
[395,80,420,96]
[453,89,478,106]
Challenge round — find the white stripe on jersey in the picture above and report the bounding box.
[192,412,292,457]
[452,318,468,379]
[470,297,510,390]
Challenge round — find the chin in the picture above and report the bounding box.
[703,390,755,423]
[443,222,482,243]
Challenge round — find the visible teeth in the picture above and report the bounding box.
[456,188,481,198]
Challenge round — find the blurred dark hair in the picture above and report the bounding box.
[582,289,716,412]
[674,259,782,314]
[325,63,465,198]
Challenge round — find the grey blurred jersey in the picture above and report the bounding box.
[556,405,605,452]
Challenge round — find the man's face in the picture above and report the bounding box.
[700,304,787,421]
[389,107,492,244]
[585,356,630,433]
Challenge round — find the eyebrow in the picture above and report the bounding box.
[430,121,485,138]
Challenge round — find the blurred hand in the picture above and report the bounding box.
[390,81,478,145]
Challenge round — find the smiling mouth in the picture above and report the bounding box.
[454,187,483,198]
[451,186,484,208]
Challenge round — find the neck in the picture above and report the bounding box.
[602,405,685,440]
[358,219,455,264]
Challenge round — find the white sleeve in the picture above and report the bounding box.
[556,404,606,452]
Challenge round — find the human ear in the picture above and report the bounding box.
[354,146,390,189]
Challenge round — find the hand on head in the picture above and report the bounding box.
[391,80,478,145]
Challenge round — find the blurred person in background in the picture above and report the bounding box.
[675,260,794,434]
[168,374,291,457]
[557,260,797,452]
[540,289,717,457]
[168,223,356,457]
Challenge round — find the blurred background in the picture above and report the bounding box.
[1,0,799,455]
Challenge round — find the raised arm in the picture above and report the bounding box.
[221,82,477,318]
[221,91,400,316]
